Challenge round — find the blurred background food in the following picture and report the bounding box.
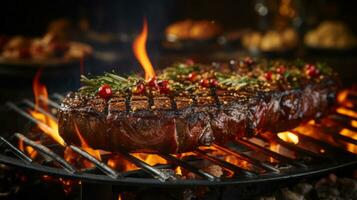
[242,28,299,53]
[304,20,357,49]
[165,20,222,42]
[0,33,92,61]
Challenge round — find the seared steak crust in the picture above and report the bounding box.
[58,77,338,153]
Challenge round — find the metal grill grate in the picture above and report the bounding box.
[0,91,356,187]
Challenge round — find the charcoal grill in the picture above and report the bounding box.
[0,90,356,199]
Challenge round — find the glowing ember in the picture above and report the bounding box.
[132,18,156,80]
[106,154,134,171]
[337,90,355,108]
[175,166,183,176]
[340,128,357,140]
[25,145,38,159]
[339,128,357,153]
[74,123,102,161]
[351,120,357,128]
[337,90,349,104]
[336,107,357,119]
[30,70,65,146]
[131,153,167,166]
[277,131,299,144]
[18,139,38,159]
[269,143,280,163]
[106,153,167,172]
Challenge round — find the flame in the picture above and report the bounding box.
[118,194,122,200]
[25,146,38,159]
[18,139,38,159]
[351,120,357,128]
[132,18,155,80]
[74,123,101,161]
[277,131,299,144]
[269,143,280,163]
[339,128,357,153]
[107,153,167,172]
[30,70,65,146]
[296,121,357,154]
[337,90,354,108]
[337,90,349,104]
[132,153,167,166]
[28,70,103,168]
[336,107,357,119]
[175,166,183,175]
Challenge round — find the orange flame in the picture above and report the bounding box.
[131,153,167,168]
[74,123,102,161]
[107,153,167,172]
[30,70,65,146]
[337,90,355,109]
[18,139,38,159]
[351,120,357,128]
[336,107,357,119]
[133,18,155,80]
[277,131,299,144]
[175,166,183,175]
[339,128,357,153]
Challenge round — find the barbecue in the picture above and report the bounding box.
[58,59,339,153]
[0,1,356,200]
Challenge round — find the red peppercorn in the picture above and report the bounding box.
[305,64,319,77]
[147,76,158,88]
[209,79,219,87]
[187,72,197,81]
[132,83,146,94]
[158,80,170,94]
[98,84,112,99]
[276,65,286,74]
[264,71,273,81]
[185,58,194,66]
[200,79,210,87]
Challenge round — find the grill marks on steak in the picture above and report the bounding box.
[58,77,338,153]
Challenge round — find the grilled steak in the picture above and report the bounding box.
[58,59,339,153]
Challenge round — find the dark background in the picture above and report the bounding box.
[1,0,357,35]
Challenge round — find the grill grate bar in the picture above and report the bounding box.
[69,145,120,179]
[213,144,280,173]
[292,130,356,158]
[335,133,357,145]
[38,95,61,109]
[334,112,357,121]
[0,136,33,163]
[52,93,64,100]
[258,135,328,161]
[6,102,62,144]
[159,153,218,181]
[15,133,76,174]
[194,149,256,177]
[22,99,58,122]
[329,115,357,132]
[236,139,307,168]
[329,130,357,146]
[116,150,176,182]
